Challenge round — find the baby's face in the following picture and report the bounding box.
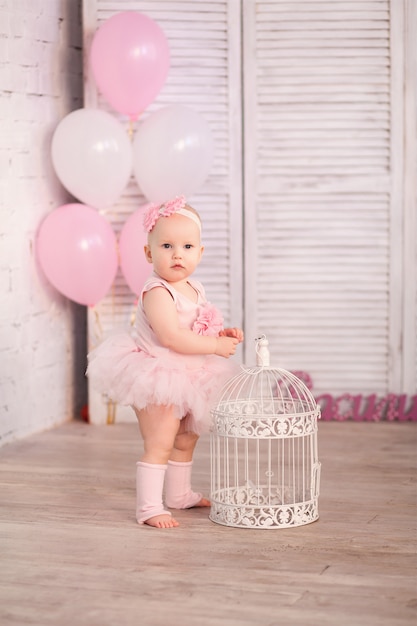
[144,213,203,283]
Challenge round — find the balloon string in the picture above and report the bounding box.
[92,307,103,344]
[128,119,134,140]
[112,278,116,319]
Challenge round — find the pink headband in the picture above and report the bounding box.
[143,196,201,234]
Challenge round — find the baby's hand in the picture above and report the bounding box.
[215,336,239,358]
[219,327,244,343]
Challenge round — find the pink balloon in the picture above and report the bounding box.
[37,203,118,306]
[90,12,170,120]
[119,204,153,295]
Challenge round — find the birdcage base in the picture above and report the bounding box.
[210,487,319,528]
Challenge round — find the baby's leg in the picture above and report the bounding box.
[165,460,210,509]
[165,417,210,509]
[135,405,181,528]
[136,461,178,527]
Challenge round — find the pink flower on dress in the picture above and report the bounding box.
[192,303,224,337]
[143,196,187,233]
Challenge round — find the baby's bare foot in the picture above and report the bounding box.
[194,497,210,507]
[144,513,179,528]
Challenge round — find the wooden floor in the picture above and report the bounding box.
[0,420,416,626]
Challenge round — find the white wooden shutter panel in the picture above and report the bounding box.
[243,0,411,395]
[83,0,243,423]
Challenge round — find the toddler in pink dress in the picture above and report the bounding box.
[87,196,244,528]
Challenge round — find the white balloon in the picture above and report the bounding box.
[132,105,214,203]
[51,109,132,209]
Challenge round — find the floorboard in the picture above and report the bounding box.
[0,420,416,626]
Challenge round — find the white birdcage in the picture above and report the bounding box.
[210,336,321,529]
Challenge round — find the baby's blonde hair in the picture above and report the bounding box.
[184,203,201,221]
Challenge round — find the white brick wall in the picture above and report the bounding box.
[0,0,86,445]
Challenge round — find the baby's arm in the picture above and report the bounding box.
[143,287,238,357]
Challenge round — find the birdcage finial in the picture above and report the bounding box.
[255,335,270,367]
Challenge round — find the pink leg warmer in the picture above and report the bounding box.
[136,461,172,524]
[164,460,203,509]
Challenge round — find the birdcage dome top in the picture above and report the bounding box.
[213,336,318,416]
[211,337,320,438]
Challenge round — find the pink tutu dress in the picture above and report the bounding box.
[86,274,239,434]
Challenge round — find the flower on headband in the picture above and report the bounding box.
[161,196,186,215]
[192,303,224,337]
[143,196,187,233]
